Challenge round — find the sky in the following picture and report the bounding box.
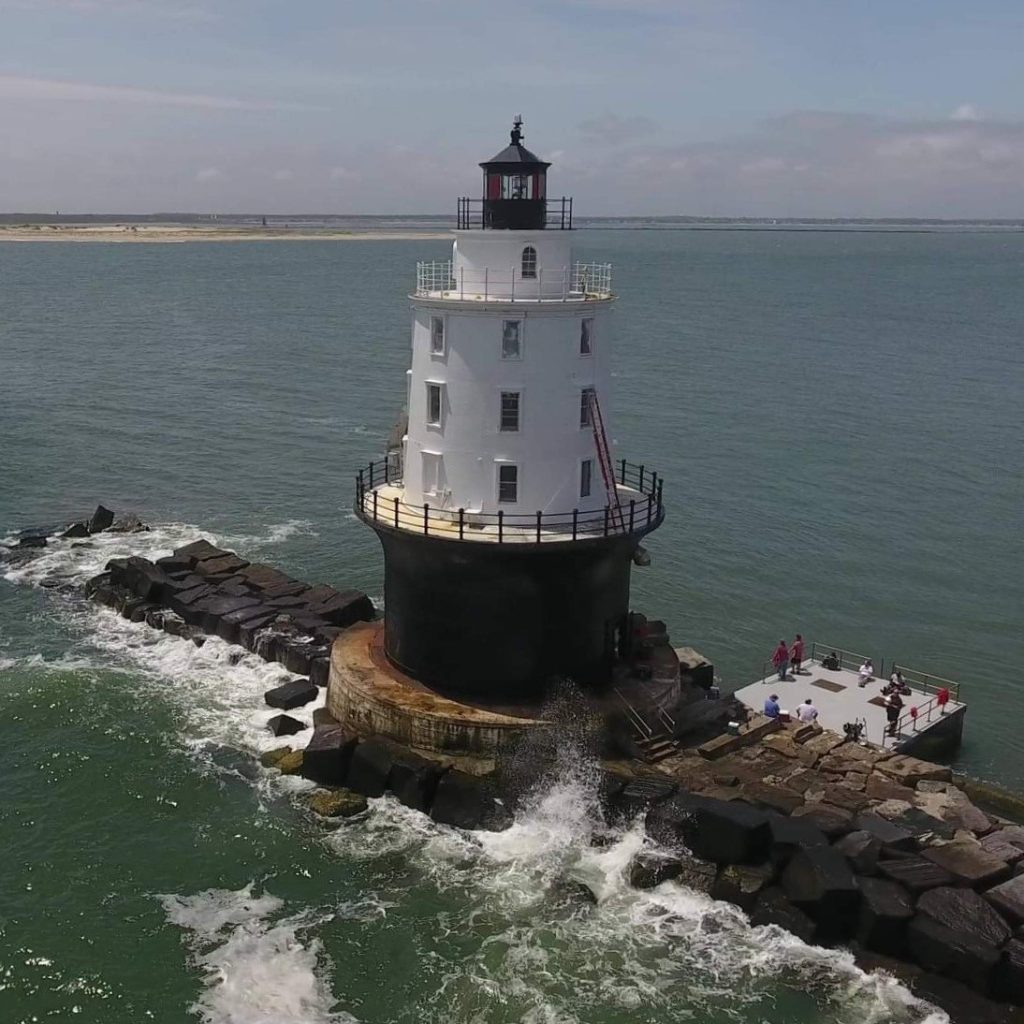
[1,0,1023,217]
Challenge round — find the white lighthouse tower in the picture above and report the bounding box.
[356,118,664,699]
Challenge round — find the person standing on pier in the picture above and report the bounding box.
[791,634,805,675]
[771,639,790,681]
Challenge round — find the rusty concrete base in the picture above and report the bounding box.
[326,621,550,755]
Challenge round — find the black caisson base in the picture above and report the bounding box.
[372,526,639,699]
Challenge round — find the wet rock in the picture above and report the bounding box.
[108,513,147,533]
[984,874,1024,925]
[88,504,115,534]
[981,832,1024,867]
[166,583,217,621]
[259,746,293,768]
[264,678,317,711]
[193,594,261,635]
[834,830,882,874]
[430,770,511,831]
[923,840,1011,889]
[313,707,340,730]
[790,803,855,839]
[611,775,679,822]
[766,813,828,867]
[682,799,771,865]
[17,534,47,548]
[995,938,1024,1005]
[854,811,918,853]
[300,727,358,786]
[740,781,804,816]
[782,847,860,942]
[237,562,293,591]
[388,748,445,813]
[194,553,249,576]
[345,735,405,798]
[155,555,193,574]
[550,879,599,907]
[918,887,1012,948]
[305,788,368,818]
[121,556,172,601]
[173,539,228,566]
[912,971,1018,1024]
[278,639,329,677]
[120,595,148,621]
[160,615,191,639]
[62,521,90,539]
[877,857,956,894]
[309,656,330,688]
[628,851,683,890]
[907,913,1001,995]
[237,611,281,651]
[215,604,271,646]
[267,714,305,738]
[274,750,304,775]
[305,588,375,627]
[676,851,718,895]
[712,862,774,912]
[857,876,914,956]
[750,887,817,943]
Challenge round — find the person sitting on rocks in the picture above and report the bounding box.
[795,698,819,723]
[763,694,781,718]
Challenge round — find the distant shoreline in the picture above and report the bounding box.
[0,224,453,243]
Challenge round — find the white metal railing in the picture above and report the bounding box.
[414,261,613,302]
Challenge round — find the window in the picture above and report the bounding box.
[580,458,593,498]
[430,316,445,355]
[580,318,593,355]
[500,391,520,432]
[422,452,442,495]
[580,386,595,428]
[502,320,522,359]
[498,464,518,503]
[426,383,443,426]
[521,246,537,279]
[501,174,533,200]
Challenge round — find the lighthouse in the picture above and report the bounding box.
[355,117,665,700]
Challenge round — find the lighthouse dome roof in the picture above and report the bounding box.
[480,117,551,170]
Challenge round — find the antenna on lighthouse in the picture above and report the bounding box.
[511,114,524,144]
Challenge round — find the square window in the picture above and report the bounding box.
[580,458,593,498]
[580,386,595,428]
[498,464,518,503]
[580,318,593,355]
[426,383,443,426]
[500,391,520,432]
[430,316,445,355]
[502,320,522,359]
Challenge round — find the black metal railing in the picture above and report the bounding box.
[354,458,664,544]
[457,197,573,230]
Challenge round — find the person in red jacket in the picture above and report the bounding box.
[791,634,805,675]
[771,639,790,681]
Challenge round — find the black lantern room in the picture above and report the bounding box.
[457,117,572,230]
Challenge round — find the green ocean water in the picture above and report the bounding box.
[1,227,1021,1023]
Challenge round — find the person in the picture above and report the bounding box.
[889,667,910,695]
[937,686,950,713]
[886,692,904,736]
[822,650,840,671]
[858,660,873,688]
[764,694,781,718]
[771,639,790,681]
[796,698,819,723]
[791,634,805,675]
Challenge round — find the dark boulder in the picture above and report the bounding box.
[267,714,305,738]
[62,521,90,539]
[237,611,281,651]
[682,799,771,865]
[108,513,147,533]
[237,562,292,591]
[346,735,405,798]
[549,879,599,908]
[88,505,115,534]
[84,571,112,597]
[857,876,915,956]
[305,589,375,627]
[312,707,339,729]
[995,938,1024,1006]
[918,886,1012,948]
[712,862,774,912]
[877,856,956,894]
[196,553,250,577]
[834,830,882,875]
[628,851,683,890]
[676,851,718,895]
[766,813,828,867]
[121,557,172,601]
[17,534,47,548]
[642,792,705,846]
[119,596,149,621]
[790,803,855,839]
[907,913,1001,995]
[300,727,358,786]
[430,770,512,831]
[166,583,217,621]
[264,678,317,711]
[741,781,804,816]
[751,887,817,944]
[609,775,679,822]
[193,595,261,636]
[912,971,1019,1024]
[853,812,917,853]
[309,656,330,688]
[155,555,193,574]
[128,601,156,624]
[216,604,274,646]
[278,639,329,676]
[923,841,1012,890]
[984,874,1024,926]
[263,580,311,600]
[388,748,444,812]
[160,615,191,639]
[782,847,860,942]
[173,539,228,566]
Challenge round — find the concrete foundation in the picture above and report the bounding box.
[326,621,550,755]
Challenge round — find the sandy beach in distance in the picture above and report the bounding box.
[0,223,453,242]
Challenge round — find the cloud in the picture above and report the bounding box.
[0,74,322,111]
[194,166,223,182]
[950,103,981,122]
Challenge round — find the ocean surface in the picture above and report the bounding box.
[1,225,1021,1023]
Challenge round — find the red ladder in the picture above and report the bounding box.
[587,389,625,532]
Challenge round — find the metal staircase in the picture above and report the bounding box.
[587,390,625,533]
[613,687,679,763]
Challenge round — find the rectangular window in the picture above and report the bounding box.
[580,318,593,355]
[498,464,518,504]
[422,452,442,495]
[426,383,443,426]
[500,391,520,432]
[580,386,595,428]
[580,458,593,498]
[501,320,522,359]
[430,316,445,355]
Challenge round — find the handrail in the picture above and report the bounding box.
[457,196,573,230]
[613,687,653,740]
[415,260,612,301]
[809,641,879,675]
[354,458,664,544]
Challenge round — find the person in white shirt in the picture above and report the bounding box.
[858,660,873,687]
[796,698,819,723]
